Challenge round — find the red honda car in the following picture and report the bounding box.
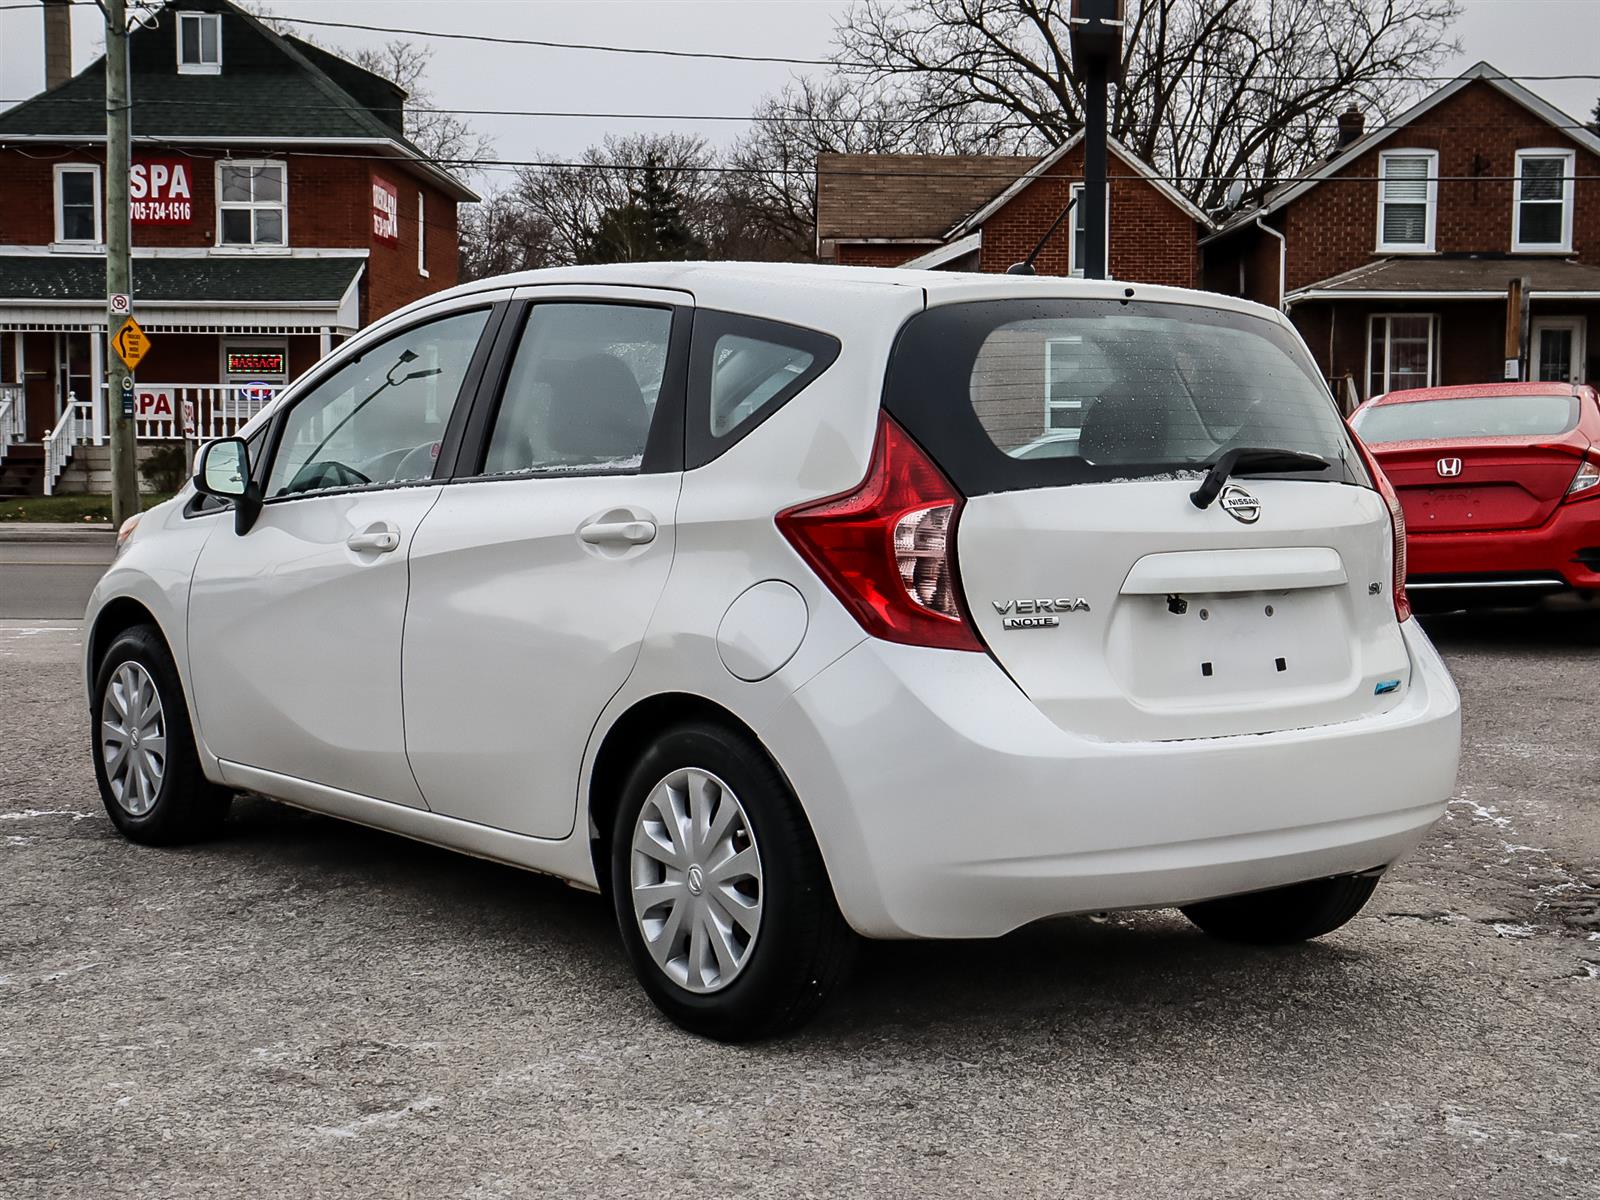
[1350,382,1600,603]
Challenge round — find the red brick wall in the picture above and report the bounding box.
[0,145,460,324]
[835,243,934,268]
[976,146,1200,286]
[1282,80,1600,290]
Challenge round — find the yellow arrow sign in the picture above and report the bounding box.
[112,317,150,370]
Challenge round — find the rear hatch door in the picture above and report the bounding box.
[885,291,1409,742]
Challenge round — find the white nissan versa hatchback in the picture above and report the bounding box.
[86,263,1461,1040]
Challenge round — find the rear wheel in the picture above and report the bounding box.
[609,721,854,1041]
[92,625,232,845]
[1180,872,1380,944]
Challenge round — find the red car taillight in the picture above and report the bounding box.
[1564,456,1600,499]
[1356,444,1412,623]
[777,413,983,652]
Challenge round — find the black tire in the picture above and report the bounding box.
[91,624,232,845]
[1180,872,1381,945]
[609,720,854,1042]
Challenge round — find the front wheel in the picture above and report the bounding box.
[610,721,854,1041]
[1180,872,1381,944]
[91,625,232,845]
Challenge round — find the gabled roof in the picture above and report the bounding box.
[947,131,1213,238]
[816,154,1042,243]
[1236,62,1600,226]
[0,0,476,201]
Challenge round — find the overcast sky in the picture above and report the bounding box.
[4,0,1600,183]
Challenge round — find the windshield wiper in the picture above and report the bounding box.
[1189,446,1330,510]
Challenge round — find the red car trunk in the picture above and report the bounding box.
[1369,437,1588,533]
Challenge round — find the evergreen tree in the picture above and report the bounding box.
[579,158,707,264]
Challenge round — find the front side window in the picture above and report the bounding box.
[1368,314,1437,398]
[482,303,672,477]
[218,162,286,246]
[1514,150,1574,252]
[55,165,101,244]
[1377,151,1437,252]
[177,12,222,74]
[266,308,489,499]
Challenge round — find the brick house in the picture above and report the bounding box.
[0,0,475,495]
[1203,63,1600,410]
[816,132,1211,287]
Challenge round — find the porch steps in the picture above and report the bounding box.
[0,444,44,499]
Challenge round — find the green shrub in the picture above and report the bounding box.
[139,444,190,493]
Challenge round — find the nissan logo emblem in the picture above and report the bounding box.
[1437,457,1463,478]
[1218,484,1262,524]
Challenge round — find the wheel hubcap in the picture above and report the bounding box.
[629,767,763,994]
[100,661,166,817]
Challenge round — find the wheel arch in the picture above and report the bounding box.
[87,595,172,679]
[585,692,821,900]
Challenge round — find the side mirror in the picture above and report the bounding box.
[193,438,263,535]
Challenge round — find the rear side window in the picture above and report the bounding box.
[482,302,672,477]
[1352,393,1579,443]
[884,299,1363,494]
[687,310,839,468]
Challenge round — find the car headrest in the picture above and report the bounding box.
[544,353,649,461]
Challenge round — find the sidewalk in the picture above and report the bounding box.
[0,522,117,544]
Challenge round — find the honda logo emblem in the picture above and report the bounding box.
[1436,457,1463,478]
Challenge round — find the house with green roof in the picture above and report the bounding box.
[0,0,477,495]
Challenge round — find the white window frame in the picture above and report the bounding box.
[1365,313,1439,399]
[1067,182,1110,278]
[1376,150,1438,254]
[52,163,103,247]
[176,12,223,75]
[1512,148,1575,254]
[215,159,288,250]
[1530,316,1586,384]
[417,191,429,278]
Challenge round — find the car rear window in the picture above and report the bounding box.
[883,298,1363,494]
[1352,393,1579,443]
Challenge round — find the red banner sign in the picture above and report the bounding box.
[372,176,399,245]
[130,158,194,224]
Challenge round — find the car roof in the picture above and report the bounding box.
[1371,382,1584,405]
[397,261,1289,330]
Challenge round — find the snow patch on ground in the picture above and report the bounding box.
[313,1096,441,1140]
[1491,923,1535,939]
[1447,798,1512,829]
[0,809,98,822]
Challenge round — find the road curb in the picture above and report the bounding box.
[0,522,117,544]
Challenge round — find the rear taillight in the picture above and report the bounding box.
[1565,457,1600,499]
[777,414,983,652]
[1356,443,1411,623]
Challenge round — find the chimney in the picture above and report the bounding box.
[1336,108,1366,150]
[43,0,72,91]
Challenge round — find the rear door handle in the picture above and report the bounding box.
[347,522,401,554]
[578,518,657,547]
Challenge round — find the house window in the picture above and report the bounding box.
[1067,183,1110,277]
[217,161,286,247]
[1514,149,1575,252]
[417,192,429,278]
[177,12,222,74]
[1377,151,1437,252]
[53,164,102,245]
[1368,314,1438,398]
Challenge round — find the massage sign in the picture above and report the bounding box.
[129,158,194,224]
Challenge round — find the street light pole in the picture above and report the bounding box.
[105,0,140,527]
[1070,0,1125,282]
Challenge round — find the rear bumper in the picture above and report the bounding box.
[761,621,1461,939]
[1407,501,1600,591]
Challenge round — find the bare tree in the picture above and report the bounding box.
[344,40,496,168]
[834,0,1463,209]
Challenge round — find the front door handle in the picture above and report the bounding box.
[347,522,400,554]
[578,518,657,547]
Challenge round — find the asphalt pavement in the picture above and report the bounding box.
[1,571,1598,1197]
[0,530,115,619]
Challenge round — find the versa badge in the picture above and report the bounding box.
[994,597,1090,629]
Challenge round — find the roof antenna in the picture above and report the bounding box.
[1006,194,1078,276]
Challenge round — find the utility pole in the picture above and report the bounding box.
[105,0,140,527]
[1070,0,1125,281]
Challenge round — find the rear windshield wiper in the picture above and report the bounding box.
[1190,447,1330,510]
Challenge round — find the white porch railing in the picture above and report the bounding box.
[43,394,91,495]
[131,383,279,442]
[0,383,22,468]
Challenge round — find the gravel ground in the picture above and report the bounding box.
[1,610,1598,1199]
